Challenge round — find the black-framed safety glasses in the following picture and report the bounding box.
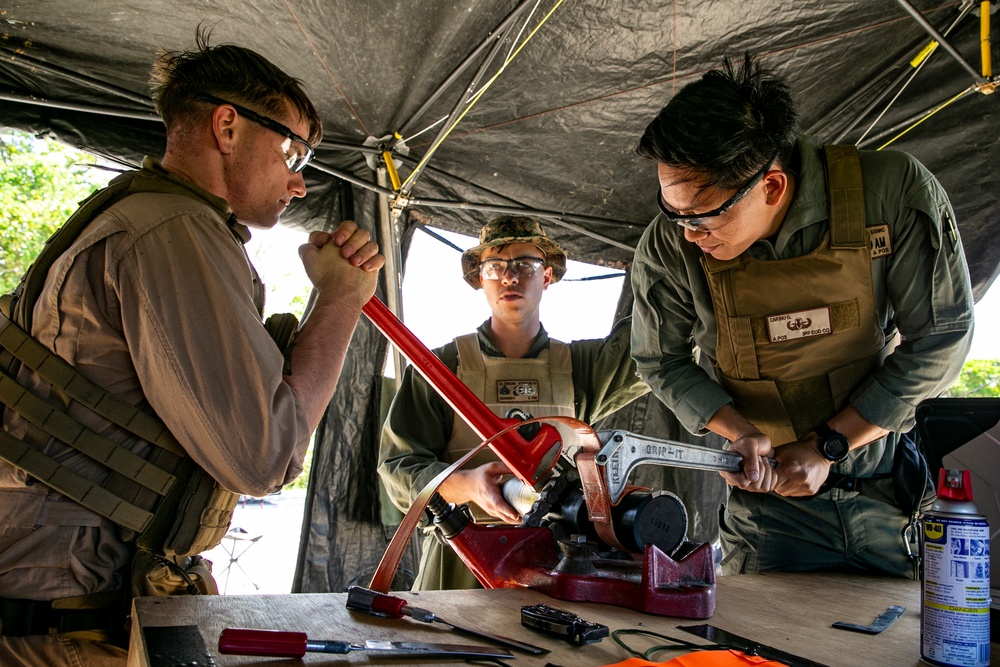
[656,152,779,231]
[479,256,546,281]
[196,93,315,173]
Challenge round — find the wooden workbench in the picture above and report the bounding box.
[128,571,996,667]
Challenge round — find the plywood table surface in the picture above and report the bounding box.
[129,571,994,667]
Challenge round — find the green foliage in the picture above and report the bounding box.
[945,358,1000,398]
[0,130,110,293]
[245,228,313,320]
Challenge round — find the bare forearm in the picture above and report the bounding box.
[285,290,365,431]
[826,405,889,451]
[706,404,763,443]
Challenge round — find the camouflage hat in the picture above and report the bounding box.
[461,216,567,289]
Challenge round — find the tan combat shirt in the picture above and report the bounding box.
[0,159,310,599]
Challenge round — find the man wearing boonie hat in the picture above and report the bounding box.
[378,215,648,590]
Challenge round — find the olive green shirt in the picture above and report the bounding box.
[631,136,974,474]
[379,318,648,512]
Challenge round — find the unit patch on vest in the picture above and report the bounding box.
[765,306,833,343]
[497,380,539,402]
[868,224,892,258]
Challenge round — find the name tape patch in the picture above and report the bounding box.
[766,306,833,343]
[868,224,892,258]
[497,380,539,402]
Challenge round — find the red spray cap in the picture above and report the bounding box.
[937,469,974,501]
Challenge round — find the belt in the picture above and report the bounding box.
[0,590,124,637]
[820,471,896,507]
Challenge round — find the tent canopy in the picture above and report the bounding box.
[2,0,998,591]
[4,1,998,292]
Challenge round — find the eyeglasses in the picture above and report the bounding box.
[479,256,545,281]
[196,93,315,173]
[656,152,779,231]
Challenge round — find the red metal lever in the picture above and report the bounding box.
[363,296,562,485]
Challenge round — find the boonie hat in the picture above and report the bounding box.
[461,215,567,289]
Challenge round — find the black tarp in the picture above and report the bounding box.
[1,0,997,592]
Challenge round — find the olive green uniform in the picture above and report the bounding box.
[631,137,974,578]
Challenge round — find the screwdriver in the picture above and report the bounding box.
[346,585,549,655]
[218,627,512,660]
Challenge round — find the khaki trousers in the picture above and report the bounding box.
[0,635,126,666]
[412,533,483,591]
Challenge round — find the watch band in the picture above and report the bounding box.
[814,423,837,441]
[814,423,850,463]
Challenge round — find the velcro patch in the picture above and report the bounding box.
[868,224,892,258]
[497,380,539,402]
[765,306,833,343]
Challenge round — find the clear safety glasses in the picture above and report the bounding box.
[479,256,545,282]
[196,93,315,173]
[656,152,778,231]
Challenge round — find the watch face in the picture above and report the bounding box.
[822,435,850,462]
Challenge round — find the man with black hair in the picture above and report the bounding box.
[631,54,973,578]
[0,30,382,664]
[379,216,647,590]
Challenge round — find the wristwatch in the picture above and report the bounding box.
[814,423,850,463]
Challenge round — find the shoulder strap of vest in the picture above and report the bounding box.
[3,171,137,330]
[823,144,867,249]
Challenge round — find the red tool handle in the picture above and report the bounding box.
[346,584,407,618]
[219,628,307,657]
[363,296,561,484]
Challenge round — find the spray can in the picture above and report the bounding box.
[920,469,991,667]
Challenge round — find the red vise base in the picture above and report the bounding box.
[447,523,716,618]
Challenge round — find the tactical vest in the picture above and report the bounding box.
[446,333,574,522]
[702,145,898,449]
[0,169,294,559]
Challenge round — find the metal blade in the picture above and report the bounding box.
[434,616,550,655]
[832,605,905,634]
[361,640,514,659]
[676,624,831,667]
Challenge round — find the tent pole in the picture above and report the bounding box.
[407,197,637,252]
[894,0,986,83]
[0,45,151,106]
[828,2,975,144]
[0,92,159,122]
[400,2,537,195]
[397,0,539,139]
[855,87,974,149]
[376,169,406,390]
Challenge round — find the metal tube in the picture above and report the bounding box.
[375,169,406,390]
[397,0,539,138]
[829,2,975,143]
[0,92,159,122]
[894,0,985,83]
[0,45,152,106]
[400,6,527,195]
[307,161,396,196]
[982,1,993,78]
[856,87,973,148]
[407,197,637,251]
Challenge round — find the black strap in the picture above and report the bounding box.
[818,471,893,502]
[0,595,122,636]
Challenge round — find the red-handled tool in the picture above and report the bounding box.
[363,297,562,485]
[346,585,549,655]
[218,627,513,659]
